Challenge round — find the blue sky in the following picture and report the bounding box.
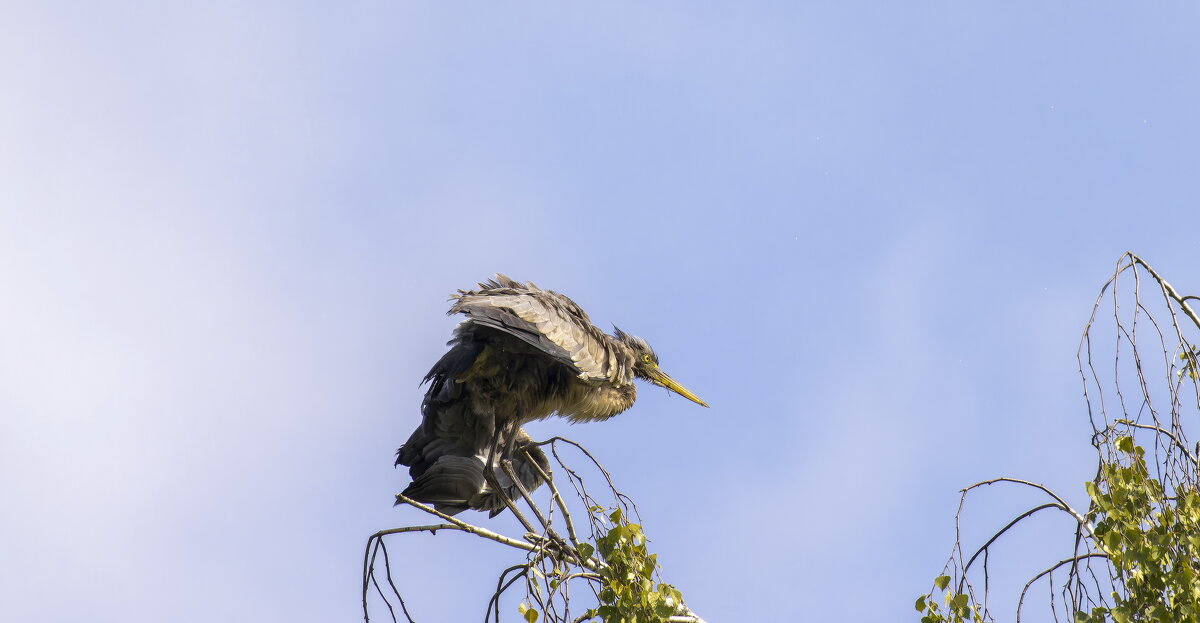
[2,3,1199,622]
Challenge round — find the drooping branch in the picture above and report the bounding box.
[921,254,1200,623]
[957,502,1063,592]
[1015,553,1109,623]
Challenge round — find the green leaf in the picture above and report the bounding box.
[523,607,538,623]
[934,575,951,590]
[1104,531,1121,552]
[916,595,928,612]
[576,542,594,559]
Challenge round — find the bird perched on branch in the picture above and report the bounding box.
[396,274,708,516]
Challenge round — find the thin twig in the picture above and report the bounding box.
[1016,554,1109,623]
[378,535,418,623]
[524,448,581,548]
[486,564,529,623]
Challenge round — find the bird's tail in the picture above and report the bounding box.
[398,426,551,517]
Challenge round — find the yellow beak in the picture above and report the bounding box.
[648,368,709,408]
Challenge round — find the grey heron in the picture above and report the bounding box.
[396,274,707,516]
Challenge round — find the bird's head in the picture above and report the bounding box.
[614,327,709,408]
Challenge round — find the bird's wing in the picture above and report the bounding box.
[449,274,630,384]
[397,340,496,515]
[398,339,550,517]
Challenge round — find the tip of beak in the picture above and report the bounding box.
[673,390,709,408]
[651,369,708,408]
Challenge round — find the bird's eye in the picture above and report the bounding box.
[641,353,653,364]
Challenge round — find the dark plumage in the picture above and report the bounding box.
[396,275,707,516]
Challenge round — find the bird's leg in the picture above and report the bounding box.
[500,458,556,536]
[500,459,571,562]
[482,422,536,532]
[481,419,502,483]
[496,439,569,550]
[479,418,508,500]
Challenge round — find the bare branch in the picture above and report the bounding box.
[392,494,538,553]
[957,503,1061,591]
[1127,253,1200,332]
[1112,418,1198,466]
[961,477,1097,541]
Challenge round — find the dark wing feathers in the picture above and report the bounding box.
[399,441,550,517]
[449,274,632,385]
[397,328,549,516]
[399,455,487,515]
[421,337,484,386]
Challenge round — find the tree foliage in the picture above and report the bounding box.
[1077,437,1200,623]
[918,253,1200,623]
[575,508,686,623]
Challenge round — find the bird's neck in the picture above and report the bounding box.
[563,382,637,423]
